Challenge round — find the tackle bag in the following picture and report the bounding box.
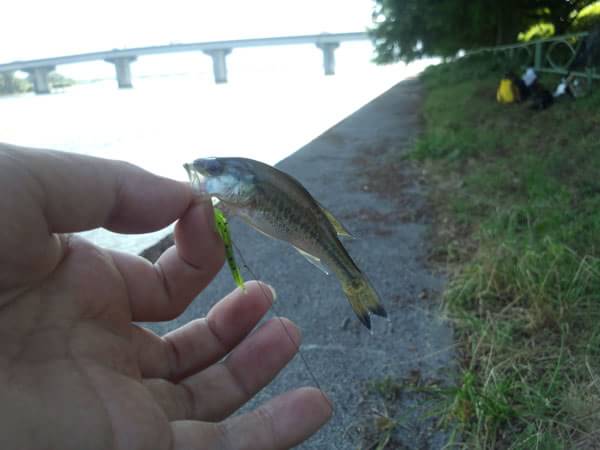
[496,77,520,103]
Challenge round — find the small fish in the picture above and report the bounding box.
[184,157,387,329]
[213,207,246,291]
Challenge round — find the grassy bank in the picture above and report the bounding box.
[415,55,600,448]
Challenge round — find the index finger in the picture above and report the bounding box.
[0,144,194,290]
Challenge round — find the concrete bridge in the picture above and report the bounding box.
[0,32,369,94]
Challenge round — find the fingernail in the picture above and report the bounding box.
[266,283,277,302]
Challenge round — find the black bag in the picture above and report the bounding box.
[515,77,531,101]
[530,85,554,110]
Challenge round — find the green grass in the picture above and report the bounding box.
[413,53,600,448]
[352,373,446,449]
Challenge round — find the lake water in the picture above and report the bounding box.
[0,42,433,253]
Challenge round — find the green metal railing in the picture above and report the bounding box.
[473,32,599,88]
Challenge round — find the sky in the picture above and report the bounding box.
[2,0,376,62]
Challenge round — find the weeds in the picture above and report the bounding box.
[413,54,600,448]
[353,374,446,450]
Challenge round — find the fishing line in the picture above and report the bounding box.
[226,236,460,449]
[231,241,343,450]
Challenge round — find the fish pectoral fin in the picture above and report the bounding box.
[246,222,278,241]
[293,247,330,275]
[318,203,355,240]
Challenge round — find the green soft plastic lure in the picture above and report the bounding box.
[213,207,246,291]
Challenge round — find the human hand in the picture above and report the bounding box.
[0,144,331,450]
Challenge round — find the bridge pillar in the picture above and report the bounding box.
[25,66,55,94]
[105,56,136,88]
[316,42,340,75]
[203,48,232,83]
[1,71,16,94]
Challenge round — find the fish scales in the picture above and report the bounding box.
[256,178,357,282]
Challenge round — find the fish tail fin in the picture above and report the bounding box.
[342,275,387,330]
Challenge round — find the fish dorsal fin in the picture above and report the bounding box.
[293,246,330,275]
[318,203,355,239]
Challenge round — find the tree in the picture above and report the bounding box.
[536,0,595,34]
[371,0,598,63]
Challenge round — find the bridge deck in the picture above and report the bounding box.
[0,32,369,72]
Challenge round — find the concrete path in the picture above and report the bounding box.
[147,78,454,449]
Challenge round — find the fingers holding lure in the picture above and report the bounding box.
[183,157,387,330]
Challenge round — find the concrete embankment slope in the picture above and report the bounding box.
[148,78,455,449]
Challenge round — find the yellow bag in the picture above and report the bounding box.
[496,78,520,103]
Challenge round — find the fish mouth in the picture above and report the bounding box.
[183,162,209,198]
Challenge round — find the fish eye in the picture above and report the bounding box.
[205,159,222,174]
[196,158,223,175]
